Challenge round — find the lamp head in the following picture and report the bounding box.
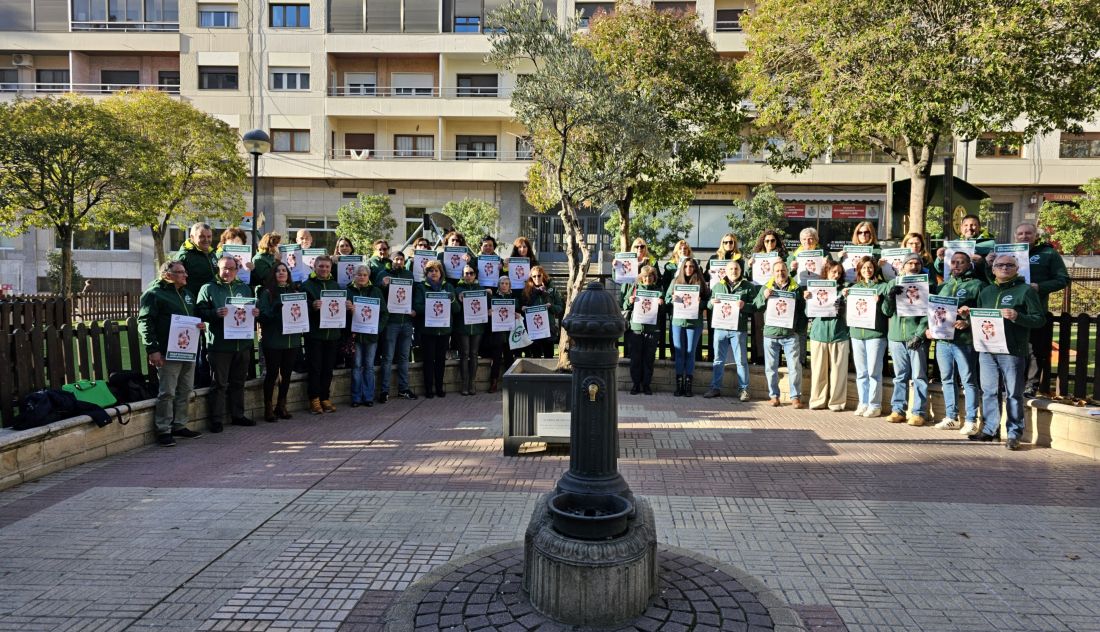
[242,129,271,156]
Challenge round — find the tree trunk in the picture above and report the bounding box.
[616,188,634,252]
[908,172,927,237]
[57,224,74,298]
[556,201,592,371]
[151,221,168,270]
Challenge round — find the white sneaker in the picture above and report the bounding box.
[739,389,751,402]
[862,407,881,418]
[934,418,961,430]
[959,421,979,436]
[853,404,867,417]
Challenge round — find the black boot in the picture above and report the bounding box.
[684,375,694,397]
[675,375,684,397]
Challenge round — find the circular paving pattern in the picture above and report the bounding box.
[385,544,804,631]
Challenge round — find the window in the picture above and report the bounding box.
[715,9,744,31]
[576,3,613,27]
[158,70,180,92]
[58,228,130,251]
[405,206,426,241]
[392,73,434,97]
[1059,132,1100,159]
[287,217,337,253]
[198,4,238,27]
[516,136,533,160]
[145,0,179,24]
[270,68,310,91]
[454,16,480,32]
[0,69,18,92]
[272,129,310,153]
[344,133,374,158]
[199,66,238,90]
[394,135,434,158]
[456,74,498,97]
[270,3,309,27]
[653,2,694,14]
[108,0,142,22]
[344,72,376,96]
[456,135,497,160]
[35,69,69,92]
[100,70,139,92]
[976,133,1023,158]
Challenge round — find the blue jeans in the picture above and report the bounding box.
[671,323,703,376]
[888,340,928,417]
[851,337,887,409]
[936,341,979,421]
[352,338,378,404]
[979,352,1026,439]
[711,329,749,391]
[380,321,413,393]
[764,336,802,399]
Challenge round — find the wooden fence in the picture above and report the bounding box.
[0,293,140,332]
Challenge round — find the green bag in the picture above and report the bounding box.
[61,380,118,408]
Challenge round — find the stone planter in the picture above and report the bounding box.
[501,358,572,456]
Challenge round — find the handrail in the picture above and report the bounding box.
[71,20,179,32]
[0,82,179,95]
[328,85,513,98]
[329,148,532,161]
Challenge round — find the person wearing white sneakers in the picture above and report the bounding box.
[845,256,888,418]
[930,252,986,432]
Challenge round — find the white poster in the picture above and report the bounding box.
[280,244,306,283]
[424,291,452,329]
[805,280,838,318]
[509,318,532,350]
[631,289,662,326]
[751,252,779,286]
[319,290,347,329]
[222,244,252,284]
[880,247,910,281]
[386,278,413,315]
[707,259,730,290]
[843,245,874,282]
[671,284,701,321]
[302,248,327,271]
[477,255,501,288]
[443,247,467,280]
[765,290,797,329]
[223,297,256,340]
[896,274,930,317]
[491,298,516,332]
[508,257,531,287]
[795,250,826,285]
[971,308,1009,354]
[944,240,976,266]
[710,293,741,330]
[846,288,879,329]
[462,289,489,325]
[927,295,958,340]
[166,314,201,362]
[280,292,309,335]
[351,296,380,334]
[412,249,436,283]
[613,252,639,284]
[995,243,1031,284]
[337,255,364,288]
[525,304,551,340]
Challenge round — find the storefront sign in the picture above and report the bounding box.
[784,203,880,219]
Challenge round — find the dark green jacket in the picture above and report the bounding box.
[752,277,805,338]
[438,247,473,280]
[622,281,664,334]
[454,280,488,336]
[413,280,459,336]
[1026,242,1069,306]
[346,282,387,343]
[137,279,196,355]
[936,271,986,346]
[519,283,564,335]
[665,282,710,328]
[933,239,995,279]
[975,276,1046,356]
[195,278,255,352]
[808,282,849,343]
[250,251,277,288]
[491,289,519,336]
[173,239,218,298]
[706,278,756,332]
[847,281,888,340]
[257,283,303,350]
[368,255,392,286]
[378,267,416,326]
[882,277,937,343]
[302,274,344,341]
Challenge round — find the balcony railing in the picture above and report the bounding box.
[328,85,512,98]
[0,82,180,95]
[714,19,742,32]
[71,20,180,32]
[330,148,532,161]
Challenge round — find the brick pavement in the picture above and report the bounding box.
[0,393,1097,631]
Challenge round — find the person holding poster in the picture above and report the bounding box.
[438,230,473,280]
[934,214,995,279]
[376,251,418,403]
[249,232,282,289]
[215,227,254,284]
[748,229,788,285]
[665,258,709,397]
[367,239,392,285]
[707,233,744,290]
[752,259,806,407]
[302,256,345,414]
[704,259,756,400]
[787,227,831,283]
[963,254,1046,450]
[473,236,501,288]
[928,251,986,433]
[519,265,563,359]
[805,261,849,411]
[138,260,205,446]
[843,257,888,417]
[347,266,387,407]
[407,237,435,283]
[612,252,639,285]
[455,266,487,396]
[413,260,459,398]
[256,261,303,422]
[485,276,519,393]
[622,265,664,395]
[196,256,259,433]
[882,253,936,426]
[504,236,540,284]
[838,221,880,282]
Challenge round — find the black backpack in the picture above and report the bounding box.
[13,388,123,431]
[108,370,157,404]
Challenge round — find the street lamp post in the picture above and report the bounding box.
[241,129,271,251]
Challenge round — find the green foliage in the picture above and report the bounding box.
[926,199,996,240]
[726,184,789,247]
[740,0,1100,230]
[441,198,501,240]
[1039,178,1100,255]
[336,194,397,253]
[46,251,84,295]
[603,187,694,260]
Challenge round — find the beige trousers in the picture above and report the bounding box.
[809,340,850,410]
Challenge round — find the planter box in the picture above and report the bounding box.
[501,358,572,456]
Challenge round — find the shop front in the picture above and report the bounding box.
[777,193,885,251]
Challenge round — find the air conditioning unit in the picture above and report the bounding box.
[12,54,33,67]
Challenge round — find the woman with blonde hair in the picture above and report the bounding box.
[519,265,563,359]
[250,232,282,288]
[662,239,694,289]
[708,233,743,287]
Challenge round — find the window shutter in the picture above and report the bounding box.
[402,0,437,32]
[328,0,364,32]
[366,0,400,32]
[34,0,68,31]
[0,0,33,30]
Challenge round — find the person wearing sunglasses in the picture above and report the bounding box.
[454,265,486,395]
[519,265,563,359]
[838,222,880,282]
[707,233,744,289]
[959,254,1045,450]
[928,251,986,434]
[748,229,789,283]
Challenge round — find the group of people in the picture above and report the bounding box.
[619,217,1067,451]
[138,222,561,447]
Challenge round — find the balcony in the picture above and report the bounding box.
[71,20,179,32]
[329,148,532,161]
[328,85,512,98]
[0,83,180,98]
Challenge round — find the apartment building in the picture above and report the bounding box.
[1,0,1097,294]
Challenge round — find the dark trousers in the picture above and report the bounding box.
[1026,318,1054,393]
[209,349,249,423]
[457,333,482,392]
[629,331,659,387]
[263,347,296,404]
[487,332,515,380]
[306,338,340,400]
[421,333,449,395]
[528,338,555,359]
